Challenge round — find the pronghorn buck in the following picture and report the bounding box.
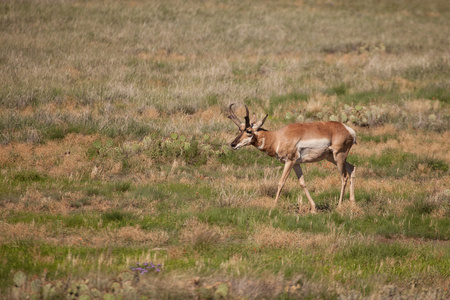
[228,104,356,214]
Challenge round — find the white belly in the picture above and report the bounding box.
[295,138,331,163]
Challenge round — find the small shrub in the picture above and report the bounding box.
[13,170,47,183]
[113,181,132,193]
[45,125,66,140]
[69,197,91,209]
[102,211,133,223]
[406,200,435,215]
[86,187,101,196]
[325,83,348,96]
[422,158,448,172]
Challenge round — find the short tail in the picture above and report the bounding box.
[343,124,357,145]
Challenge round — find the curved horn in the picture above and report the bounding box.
[228,104,242,127]
[244,105,250,128]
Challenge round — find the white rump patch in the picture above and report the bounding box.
[343,124,357,144]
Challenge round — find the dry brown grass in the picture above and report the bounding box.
[139,106,160,120]
[2,189,70,215]
[304,93,337,115]
[0,222,48,244]
[0,188,120,216]
[335,201,364,219]
[1,1,449,298]
[179,218,228,246]
[251,224,334,250]
[247,196,277,210]
[0,221,169,248]
[0,134,98,177]
[89,226,170,247]
[356,126,450,162]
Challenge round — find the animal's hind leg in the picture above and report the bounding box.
[345,162,356,204]
[293,164,316,213]
[336,152,349,207]
[327,153,356,207]
[328,146,339,161]
[327,152,349,207]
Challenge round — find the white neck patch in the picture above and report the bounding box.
[258,137,265,150]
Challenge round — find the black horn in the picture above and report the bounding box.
[228,104,242,127]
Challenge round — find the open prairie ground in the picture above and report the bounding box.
[1,0,449,299]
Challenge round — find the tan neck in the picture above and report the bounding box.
[252,130,277,157]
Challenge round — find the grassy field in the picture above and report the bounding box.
[1,0,449,299]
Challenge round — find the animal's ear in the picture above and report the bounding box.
[252,114,268,130]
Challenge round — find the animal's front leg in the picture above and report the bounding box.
[269,160,295,216]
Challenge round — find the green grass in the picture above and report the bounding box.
[218,148,280,167]
[1,0,449,298]
[359,133,398,143]
[416,84,450,104]
[268,92,308,115]
[348,148,448,178]
[337,90,400,105]
[12,170,48,183]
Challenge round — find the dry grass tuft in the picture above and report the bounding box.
[257,180,279,198]
[86,227,169,247]
[251,225,332,250]
[0,222,48,244]
[371,124,398,136]
[247,196,276,209]
[179,218,227,246]
[194,106,223,123]
[305,93,337,115]
[309,173,341,195]
[336,201,364,219]
[401,131,450,162]
[357,127,450,162]
[216,184,258,207]
[403,99,441,114]
[84,197,114,212]
[252,225,299,248]
[0,133,98,176]
[230,276,287,299]
[140,107,160,120]
[2,189,70,215]
[226,273,342,299]
[113,226,170,246]
[428,189,450,219]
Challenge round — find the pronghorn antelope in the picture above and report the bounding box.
[228,104,356,214]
